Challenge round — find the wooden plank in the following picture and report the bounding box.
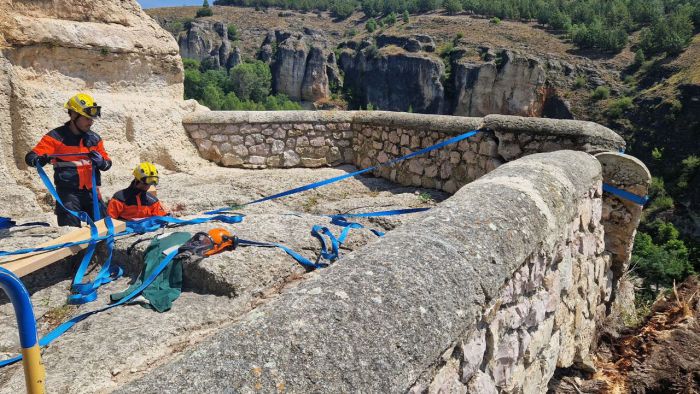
[0,219,125,277]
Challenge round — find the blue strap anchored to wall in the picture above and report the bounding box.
[602,183,649,206]
[206,129,480,214]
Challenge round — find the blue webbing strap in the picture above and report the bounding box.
[602,183,649,206]
[69,166,121,304]
[0,217,50,230]
[34,158,115,304]
[238,239,326,269]
[205,129,480,214]
[0,216,246,258]
[311,207,431,262]
[0,248,181,368]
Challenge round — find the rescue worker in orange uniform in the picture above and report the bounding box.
[25,93,112,227]
[107,162,167,221]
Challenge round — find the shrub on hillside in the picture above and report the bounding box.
[591,86,610,100]
[227,24,238,41]
[607,96,634,118]
[366,18,377,32]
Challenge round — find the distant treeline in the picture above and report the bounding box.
[211,0,699,53]
[184,58,302,110]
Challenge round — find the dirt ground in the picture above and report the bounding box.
[550,275,700,394]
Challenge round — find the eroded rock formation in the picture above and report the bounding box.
[266,29,340,102]
[178,19,241,69]
[0,0,205,219]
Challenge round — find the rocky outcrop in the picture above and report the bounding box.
[267,29,339,102]
[339,46,445,113]
[0,0,205,219]
[178,19,241,69]
[451,50,549,117]
[375,33,436,53]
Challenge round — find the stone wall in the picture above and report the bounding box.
[183,111,625,194]
[118,151,613,393]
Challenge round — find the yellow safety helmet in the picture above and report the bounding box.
[133,162,159,185]
[65,93,101,119]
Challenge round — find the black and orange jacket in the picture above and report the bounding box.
[25,123,112,190]
[107,183,167,221]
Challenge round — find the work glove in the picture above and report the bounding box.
[33,154,50,167]
[83,133,100,148]
[88,150,106,169]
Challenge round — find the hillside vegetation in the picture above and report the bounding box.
[211,0,700,53]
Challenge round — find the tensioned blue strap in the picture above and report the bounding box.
[206,129,480,214]
[602,183,649,205]
[0,248,181,368]
[125,214,245,234]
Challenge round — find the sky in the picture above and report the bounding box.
[137,0,203,9]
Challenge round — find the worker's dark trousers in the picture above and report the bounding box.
[55,188,107,227]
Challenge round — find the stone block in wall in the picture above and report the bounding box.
[221,153,243,166]
[283,150,300,167]
[300,157,327,167]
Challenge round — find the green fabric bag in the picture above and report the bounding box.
[110,232,192,313]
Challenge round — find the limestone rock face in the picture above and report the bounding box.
[268,29,336,102]
[0,0,205,218]
[178,19,241,69]
[451,50,548,117]
[339,47,445,113]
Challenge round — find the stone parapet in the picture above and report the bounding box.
[183,111,625,195]
[118,151,609,393]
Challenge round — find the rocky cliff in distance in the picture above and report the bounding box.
[178,19,241,69]
[0,0,205,219]
[338,35,574,117]
[262,29,341,103]
[339,37,445,113]
[451,49,549,117]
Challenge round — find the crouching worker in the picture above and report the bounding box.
[107,162,167,221]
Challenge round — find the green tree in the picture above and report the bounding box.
[418,0,441,13]
[201,83,225,110]
[403,9,410,22]
[331,0,356,19]
[444,0,462,15]
[196,0,214,18]
[184,68,204,100]
[229,60,272,102]
[639,6,694,55]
